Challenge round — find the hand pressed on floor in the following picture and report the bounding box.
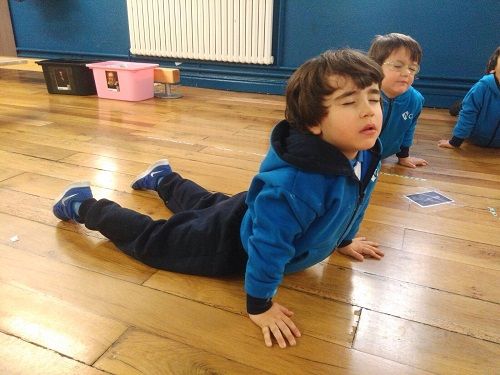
[437,139,455,149]
[398,156,428,168]
[337,237,384,261]
[249,302,301,348]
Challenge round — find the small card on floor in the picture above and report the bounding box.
[405,191,453,207]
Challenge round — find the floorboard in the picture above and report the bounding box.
[0,64,498,374]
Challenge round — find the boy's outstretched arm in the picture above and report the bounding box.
[397,109,428,168]
[248,302,301,348]
[337,237,384,261]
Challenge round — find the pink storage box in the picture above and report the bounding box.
[86,61,159,101]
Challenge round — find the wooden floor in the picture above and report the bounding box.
[0,64,499,375]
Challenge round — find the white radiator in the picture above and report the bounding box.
[126,0,274,65]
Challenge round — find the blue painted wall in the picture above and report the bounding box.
[9,0,130,58]
[8,0,500,108]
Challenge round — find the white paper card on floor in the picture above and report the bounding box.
[405,191,454,208]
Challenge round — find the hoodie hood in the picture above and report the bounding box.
[480,73,500,95]
[270,119,381,176]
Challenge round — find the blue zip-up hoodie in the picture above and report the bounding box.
[450,74,500,148]
[240,120,382,305]
[379,86,424,159]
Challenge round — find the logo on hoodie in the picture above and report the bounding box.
[371,165,380,182]
[401,111,414,120]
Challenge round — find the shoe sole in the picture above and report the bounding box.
[130,159,170,188]
[53,181,91,205]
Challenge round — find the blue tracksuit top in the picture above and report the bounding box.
[379,86,424,159]
[452,74,500,147]
[240,120,382,299]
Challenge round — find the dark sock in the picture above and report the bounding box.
[77,198,97,223]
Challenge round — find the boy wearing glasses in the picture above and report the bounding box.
[368,33,428,168]
[53,49,385,348]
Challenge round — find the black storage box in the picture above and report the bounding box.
[36,59,97,95]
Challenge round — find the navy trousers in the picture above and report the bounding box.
[79,172,248,276]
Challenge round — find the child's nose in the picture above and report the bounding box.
[360,101,375,117]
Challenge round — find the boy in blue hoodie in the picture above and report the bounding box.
[368,33,428,168]
[53,49,384,349]
[438,46,500,148]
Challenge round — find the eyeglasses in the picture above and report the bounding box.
[383,61,420,75]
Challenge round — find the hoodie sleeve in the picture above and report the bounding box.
[452,81,485,140]
[244,186,316,301]
[401,91,424,150]
[340,195,370,244]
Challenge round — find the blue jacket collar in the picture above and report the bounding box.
[271,120,382,176]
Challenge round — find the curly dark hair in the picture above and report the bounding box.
[486,47,500,73]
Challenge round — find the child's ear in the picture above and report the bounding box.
[308,124,322,135]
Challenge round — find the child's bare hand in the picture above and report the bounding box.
[337,237,384,261]
[398,156,428,168]
[437,139,455,149]
[249,302,301,348]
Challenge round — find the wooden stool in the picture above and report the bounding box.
[154,68,182,99]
